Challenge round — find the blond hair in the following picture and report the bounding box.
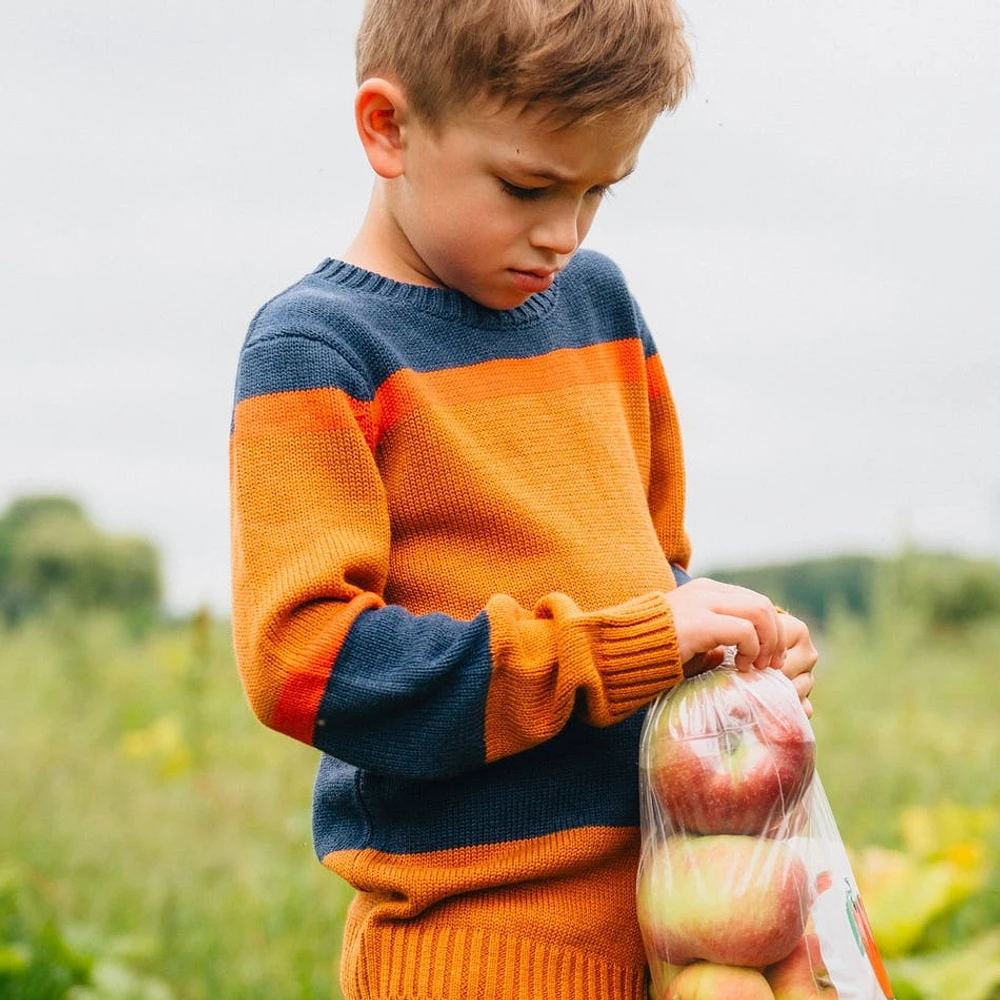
[355,0,692,125]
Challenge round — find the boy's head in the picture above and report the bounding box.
[346,0,693,310]
[355,0,692,128]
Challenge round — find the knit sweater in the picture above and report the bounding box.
[230,249,692,1000]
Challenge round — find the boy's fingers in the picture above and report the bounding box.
[791,671,815,701]
[778,613,819,680]
[668,578,787,669]
[724,595,782,671]
[715,615,761,671]
[720,584,783,670]
[682,646,727,678]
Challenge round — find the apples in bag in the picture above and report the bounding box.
[637,656,895,1000]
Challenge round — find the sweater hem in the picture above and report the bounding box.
[341,921,649,1000]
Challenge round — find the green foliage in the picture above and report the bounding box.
[811,596,1000,999]
[851,803,999,958]
[893,551,1000,629]
[1,540,999,997]
[0,611,350,999]
[0,868,173,999]
[707,554,880,627]
[887,929,1000,1000]
[0,496,161,627]
[708,550,1000,631]
[0,869,90,998]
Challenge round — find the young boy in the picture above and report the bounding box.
[230,1,818,997]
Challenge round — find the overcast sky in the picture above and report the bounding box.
[3,0,998,614]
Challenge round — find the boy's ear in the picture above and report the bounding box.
[354,78,410,179]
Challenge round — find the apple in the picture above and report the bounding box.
[765,934,837,999]
[637,834,809,968]
[650,959,685,998]
[666,961,775,1000]
[645,665,816,836]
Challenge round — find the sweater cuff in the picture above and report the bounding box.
[563,591,683,725]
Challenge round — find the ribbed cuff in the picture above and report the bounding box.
[563,591,683,725]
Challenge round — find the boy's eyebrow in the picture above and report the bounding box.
[508,162,638,185]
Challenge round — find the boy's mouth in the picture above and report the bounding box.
[509,269,556,294]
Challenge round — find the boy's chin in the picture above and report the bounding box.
[481,292,537,311]
[462,278,546,312]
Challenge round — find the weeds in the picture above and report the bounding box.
[2,587,998,998]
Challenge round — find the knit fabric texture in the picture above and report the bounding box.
[230,249,691,1000]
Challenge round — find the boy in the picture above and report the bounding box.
[230,1,818,998]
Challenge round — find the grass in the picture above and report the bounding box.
[811,609,1000,849]
[1,602,998,997]
[0,613,352,999]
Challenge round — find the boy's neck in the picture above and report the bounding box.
[343,183,444,291]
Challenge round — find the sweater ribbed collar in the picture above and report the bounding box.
[312,259,560,330]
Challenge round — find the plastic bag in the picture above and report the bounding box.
[637,655,895,999]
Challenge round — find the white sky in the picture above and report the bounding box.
[2,0,998,614]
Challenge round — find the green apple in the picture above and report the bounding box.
[649,959,684,997]
[645,665,816,836]
[637,833,809,968]
[765,933,838,998]
[667,961,775,999]
[650,959,685,999]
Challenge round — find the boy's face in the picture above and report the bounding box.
[380,100,651,310]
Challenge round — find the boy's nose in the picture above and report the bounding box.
[529,209,581,256]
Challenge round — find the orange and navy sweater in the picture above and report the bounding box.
[230,249,691,1000]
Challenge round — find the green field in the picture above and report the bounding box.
[2,597,999,998]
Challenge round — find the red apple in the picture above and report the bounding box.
[766,934,838,998]
[637,834,809,968]
[667,961,775,999]
[645,665,816,836]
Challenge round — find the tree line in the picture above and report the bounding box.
[709,550,1000,630]
[0,495,160,626]
[2,493,998,631]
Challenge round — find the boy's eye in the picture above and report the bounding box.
[499,179,547,201]
[499,179,614,202]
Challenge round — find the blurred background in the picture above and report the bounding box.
[2,1,998,997]
[2,0,998,615]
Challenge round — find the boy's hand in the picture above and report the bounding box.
[666,580,819,718]
[665,578,786,674]
[776,610,818,718]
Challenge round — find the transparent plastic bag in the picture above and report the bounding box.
[637,656,895,999]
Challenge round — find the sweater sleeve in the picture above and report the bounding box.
[636,307,692,572]
[230,331,684,780]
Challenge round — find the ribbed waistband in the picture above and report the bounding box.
[341,905,649,1000]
